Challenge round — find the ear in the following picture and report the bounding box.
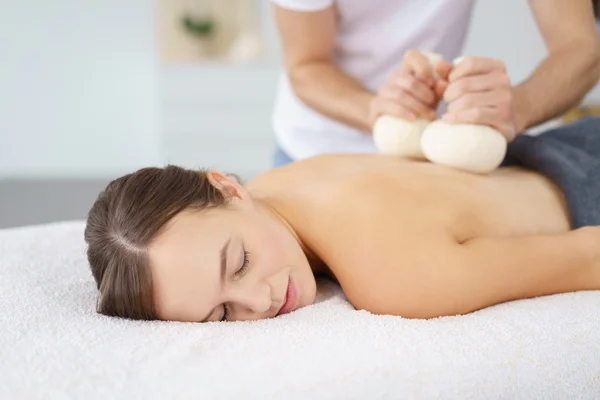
[206,171,251,203]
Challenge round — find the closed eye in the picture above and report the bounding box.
[220,305,228,322]
[234,248,250,278]
[220,247,251,321]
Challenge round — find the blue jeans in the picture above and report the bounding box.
[272,146,295,168]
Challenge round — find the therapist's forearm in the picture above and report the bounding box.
[512,40,600,133]
[288,61,375,133]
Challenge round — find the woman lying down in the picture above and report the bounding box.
[84,117,600,322]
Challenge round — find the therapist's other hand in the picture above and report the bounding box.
[441,57,517,142]
[369,50,451,126]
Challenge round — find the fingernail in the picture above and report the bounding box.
[442,113,452,121]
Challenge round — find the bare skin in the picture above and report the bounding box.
[149,154,600,323]
[248,154,600,319]
[274,0,600,136]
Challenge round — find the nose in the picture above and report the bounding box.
[231,281,272,315]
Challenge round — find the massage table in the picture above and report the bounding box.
[1,221,599,399]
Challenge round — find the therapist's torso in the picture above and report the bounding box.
[271,0,476,160]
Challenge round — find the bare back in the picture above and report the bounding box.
[246,154,572,306]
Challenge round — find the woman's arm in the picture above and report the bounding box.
[441,228,599,315]
[354,227,600,319]
[273,5,374,132]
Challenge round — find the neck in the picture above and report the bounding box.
[253,196,326,274]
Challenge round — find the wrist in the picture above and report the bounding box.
[359,91,377,134]
[573,226,600,287]
[511,85,532,134]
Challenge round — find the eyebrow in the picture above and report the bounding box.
[200,237,231,323]
[219,237,231,285]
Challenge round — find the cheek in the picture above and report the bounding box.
[255,219,317,305]
[249,220,295,270]
[259,227,290,267]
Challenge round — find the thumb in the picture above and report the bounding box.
[435,79,449,100]
[435,60,453,81]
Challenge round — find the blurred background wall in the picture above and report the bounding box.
[1,0,599,228]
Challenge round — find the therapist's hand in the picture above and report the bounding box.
[440,57,517,142]
[369,50,452,126]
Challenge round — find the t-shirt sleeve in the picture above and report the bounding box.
[271,0,334,12]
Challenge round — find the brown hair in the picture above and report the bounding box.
[84,165,238,320]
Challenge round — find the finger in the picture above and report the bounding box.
[442,107,512,137]
[442,107,495,124]
[434,79,449,100]
[391,73,437,106]
[444,109,515,142]
[378,85,435,117]
[435,60,453,81]
[377,84,403,102]
[395,63,433,89]
[449,56,506,82]
[444,72,511,103]
[372,97,418,121]
[403,50,435,86]
[396,89,436,118]
[446,91,511,115]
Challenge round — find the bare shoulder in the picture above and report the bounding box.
[246,154,387,195]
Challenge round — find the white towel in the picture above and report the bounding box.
[1,221,599,399]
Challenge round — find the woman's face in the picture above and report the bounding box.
[148,173,316,323]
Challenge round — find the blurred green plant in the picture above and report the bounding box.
[181,14,215,37]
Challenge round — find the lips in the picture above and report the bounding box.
[277,277,297,316]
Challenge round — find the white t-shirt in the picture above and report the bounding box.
[271,0,476,160]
